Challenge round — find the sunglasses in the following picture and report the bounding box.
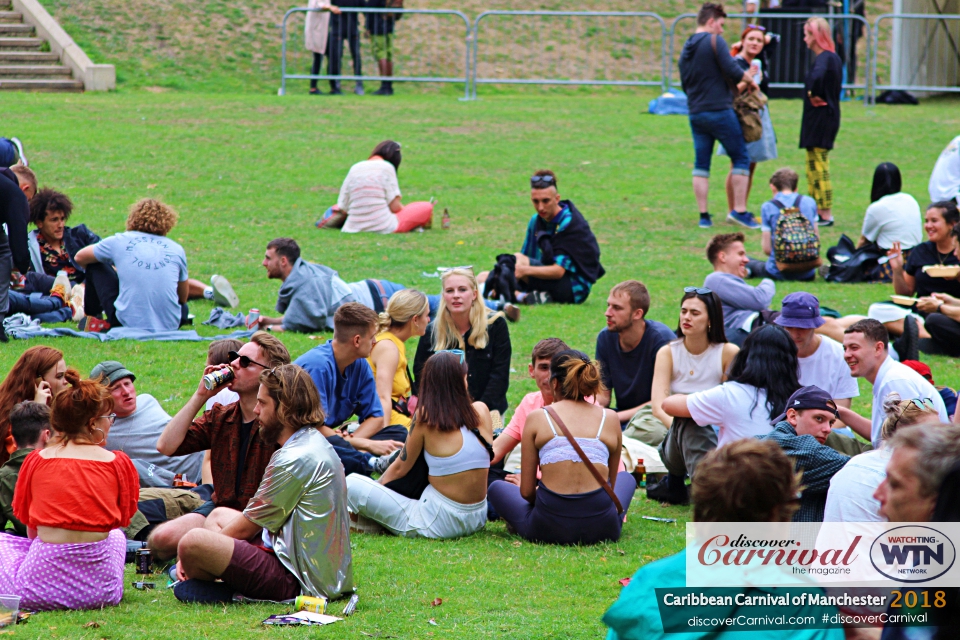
[684,286,713,295]
[891,397,937,430]
[437,349,466,365]
[100,413,117,426]
[438,266,474,275]
[229,350,268,370]
[746,24,767,32]
[530,174,556,189]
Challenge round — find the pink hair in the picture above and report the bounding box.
[805,17,835,54]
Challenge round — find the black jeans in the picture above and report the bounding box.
[922,313,960,357]
[328,13,362,85]
[519,273,575,303]
[310,52,324,90]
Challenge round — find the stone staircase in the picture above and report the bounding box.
[0,0,82,91]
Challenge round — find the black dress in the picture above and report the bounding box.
[799,50,843,150]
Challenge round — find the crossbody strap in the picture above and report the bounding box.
[543,405,623,515]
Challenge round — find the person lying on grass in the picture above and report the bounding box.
[173,364,353,603]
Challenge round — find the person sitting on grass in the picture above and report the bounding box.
[478,170,605,305]
[594,280,676,442]
[837,319,947,448]
[0,371,138,611]
[149,332,292,561]
[603,439,844,640]
[254,238,517,333]
[744,168,820,281]
[928,133,960,204]
[172,364,353,604]
[758,385,850,522]
[704,231,845,346]
[901,359,957,416]
[296,302,406,451]
[74,198,238,332]
[368,289,429,438]
[347,351,493,539]
[91,360,204,488]
[824,392,943,523]
[858,162,923,280]
[0,346,72,465]
[647,287,738,505]
[412,268,512,416]
[329,140,433,234]
[488,350,634,545]
[0,401,52,537]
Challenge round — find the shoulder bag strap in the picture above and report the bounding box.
[543,405,623,515]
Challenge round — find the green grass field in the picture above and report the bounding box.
[2,87,959,637]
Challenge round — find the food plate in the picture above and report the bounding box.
[890,295,918,307]
[922,265,960,278]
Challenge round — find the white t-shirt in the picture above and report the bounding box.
[823,449,891,523]
[92,231,189,331]
[205,388,239,411]
[860,192,923,250]
[798,336,859,401]
[687,382,774,447]
[870,356,948,447]
[337,159,401,234]
[929,135,960,203]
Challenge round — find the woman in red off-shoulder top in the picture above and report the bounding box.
[0,370,139,611]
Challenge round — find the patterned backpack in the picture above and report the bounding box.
[773,195,821,272]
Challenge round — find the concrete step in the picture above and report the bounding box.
[0,50,58,63]
[0,64,71,77]
[0,11,22,23]
[0,24,34,35]
[0,2,11,12]
[0,37,42,49]
[0,78,82,91]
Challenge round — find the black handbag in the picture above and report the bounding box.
[824,234,885,283]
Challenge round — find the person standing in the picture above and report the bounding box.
[800,17,843,227]
[365,0,396,96]
[328,0,365,95]
[678,3,759,230]
[0,155,30,342]
[929,134,960,204]
[305,0,340,96]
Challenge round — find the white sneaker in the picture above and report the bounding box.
[53,270,72,303]
[69,284,85,322]
[210,275,239,308]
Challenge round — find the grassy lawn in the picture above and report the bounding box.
[2,87,959,637]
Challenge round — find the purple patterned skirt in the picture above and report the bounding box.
[0,530,126,611]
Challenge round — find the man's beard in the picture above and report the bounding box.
[609,319,632,333]
[258,419,283,445]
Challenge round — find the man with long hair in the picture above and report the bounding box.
[172,364,354,603]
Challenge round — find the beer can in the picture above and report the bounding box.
[202,367,234,390]
[247,308,260,330]
[294,595,328,614]
[136,548,152,574]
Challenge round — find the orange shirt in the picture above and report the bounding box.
[13,450,139,532]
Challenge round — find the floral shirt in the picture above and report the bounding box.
[37,234,75,278]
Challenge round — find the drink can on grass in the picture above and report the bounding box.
[136,548,152,574]
[203,368,234,390]
[294,595,327,614]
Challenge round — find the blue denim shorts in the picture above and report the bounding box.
[688,108,751,177]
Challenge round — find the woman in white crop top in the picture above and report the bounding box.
[488,350,636,545]
[647,288,738,505]
[346,351,492,539]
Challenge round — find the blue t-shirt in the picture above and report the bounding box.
[760,192,819,280]
[92,231,188,331]
[520,207,592,304]
[595,320,676,419]
[294,341,384,428]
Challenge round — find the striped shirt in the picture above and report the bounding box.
[338,159,400,234]
[520,206,592,303]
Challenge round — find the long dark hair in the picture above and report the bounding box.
[870,162,902,203]
[727,324,800,420]
[371,140,402,171]
[414,351,480,432]
[675,291,727,344]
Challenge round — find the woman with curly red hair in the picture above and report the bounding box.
[0,371,138,610]
[0,346,72,464]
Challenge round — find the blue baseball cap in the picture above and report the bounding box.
[774,292,825,330]
[0,138,15,168]
[772,385,838,425]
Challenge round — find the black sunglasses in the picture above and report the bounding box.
[684,286,713,295]
[530,175,556,189]
[228,350,268,369]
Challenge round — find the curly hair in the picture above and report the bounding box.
[126,198,179,236]
[29,188,73,224]
[50,370,114,444]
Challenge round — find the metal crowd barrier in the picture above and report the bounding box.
[469,11,669,99]
[872,13,960,99]
[279,7,472,99]
[276,7,960,103]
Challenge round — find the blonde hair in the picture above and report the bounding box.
[378,289,429,332]
[10,164,36,194]
[433,268,502,351]
[880,393,939,441]
[126,198,179,236]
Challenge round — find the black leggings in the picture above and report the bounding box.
[310,53,324,89]
[328,13,362,82]
[488,473,637,545]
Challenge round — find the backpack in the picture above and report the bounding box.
[773,195,821,273]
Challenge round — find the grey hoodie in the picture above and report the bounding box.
[276,258,354,333]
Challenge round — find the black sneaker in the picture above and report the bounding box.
[893,315,920,362]
[817,216,835,227]
[308,88,322,96]
[521,291,551,306]
[373,83,393,96]
[646,474,689,505]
